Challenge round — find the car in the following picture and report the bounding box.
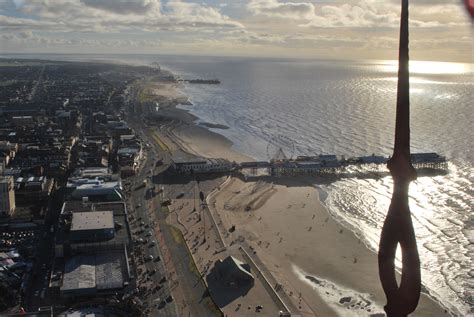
[136,204,142,208]
[146,231,152,237]
[146,255,154,261]
[149,241,156,247]
[140,221,145,226]
[157,300,166,309]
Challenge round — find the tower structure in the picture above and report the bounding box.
[378,0,421,316]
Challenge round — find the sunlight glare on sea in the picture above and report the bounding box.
[375,60,471,75]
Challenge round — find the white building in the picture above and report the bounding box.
[173,158,234,174]
[70,181,124,201]
[0,176,16,216]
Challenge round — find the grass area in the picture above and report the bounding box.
[187,252,200,277]
[169,225,184,245]
[181,229,223,316]
[138,88,150,103]
[137,81,158,103]
[150,130,171,152]
[168,217,223,316]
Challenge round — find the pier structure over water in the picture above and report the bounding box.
[172,152,448,177]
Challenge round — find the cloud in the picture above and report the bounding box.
[247,0,467,28]
[0,0,242,34]
[80,0,159,15]
[0,31,161,48]
[0,0,470,61]
[247,0,315,19]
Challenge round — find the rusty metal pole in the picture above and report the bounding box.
[378,0,421,316]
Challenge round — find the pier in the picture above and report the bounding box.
[171,152,448,177]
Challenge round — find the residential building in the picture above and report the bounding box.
[0,176,16,216]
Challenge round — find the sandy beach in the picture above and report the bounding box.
[141,78,251,164]
[142,77,448,316]
[209,176,447,316]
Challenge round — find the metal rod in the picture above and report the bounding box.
[378,0,421,315]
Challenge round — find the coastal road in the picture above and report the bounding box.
[126,142,178,316]
[127,109,221,316]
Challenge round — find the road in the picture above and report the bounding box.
[125,137,178,316]
[23,189,64,311]
[127,108,221,317]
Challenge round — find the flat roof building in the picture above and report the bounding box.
[70,181,123,201]
[69,211,115,242]
[55,201,133,299]
[60,251,129,297]
[72,167,116,181]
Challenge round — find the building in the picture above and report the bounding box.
[11,116,34,127]
[60,251,129,298]
[70,181,124,201]
[213,256,254,288]
[57,201,131,255]
[53,201,133,298]
[13,176,54,204]
[0,176,16,216]
[69,211,115,242]
[172,157,234,174]
[71,167,116,181]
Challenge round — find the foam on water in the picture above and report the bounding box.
[292,264,385,316]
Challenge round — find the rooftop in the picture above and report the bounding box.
[61,201,127,216]
[61,251,127,294]
[70,211,114,232]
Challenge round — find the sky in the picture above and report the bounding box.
[0,0,472,62]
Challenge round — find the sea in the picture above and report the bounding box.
[3,53,472,316]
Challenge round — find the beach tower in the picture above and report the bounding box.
[378,0,421,316]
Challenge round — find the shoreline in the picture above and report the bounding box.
[137,69,450,316]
